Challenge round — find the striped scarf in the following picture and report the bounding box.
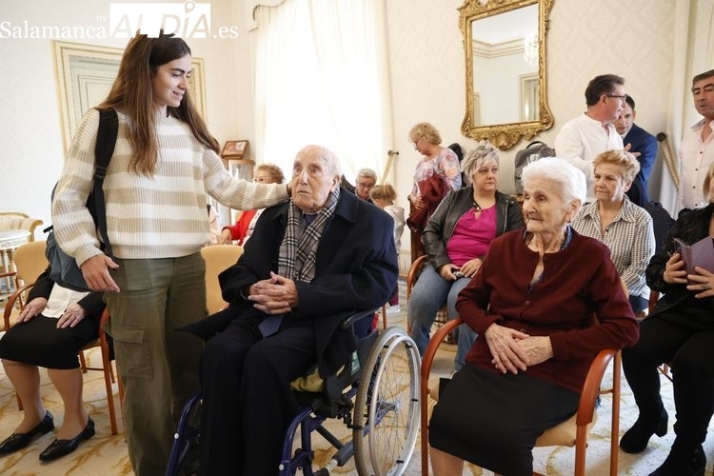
[278,187,340,282]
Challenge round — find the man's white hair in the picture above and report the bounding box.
[296,145,343,178]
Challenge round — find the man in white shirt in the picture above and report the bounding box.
[677,69,714,213]
[555,74,626,201]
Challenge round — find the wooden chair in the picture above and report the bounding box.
[200,245,244,314]
[420,317,621,476]
[1,241,121,435]
[0,212,44,242]
[0,240,49,329]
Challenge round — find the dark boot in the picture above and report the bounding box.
[619,408,668,454]
[648,439,706,476]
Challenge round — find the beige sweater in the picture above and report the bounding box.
[52,109,289,265]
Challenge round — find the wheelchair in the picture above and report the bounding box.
[165,309,421,476]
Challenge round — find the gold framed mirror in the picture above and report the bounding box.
[459,0,554,150]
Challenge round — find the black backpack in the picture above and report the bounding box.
[514,140,555,193]
[45,108,118,291]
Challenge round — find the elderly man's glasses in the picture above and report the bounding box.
[606,94,627,102]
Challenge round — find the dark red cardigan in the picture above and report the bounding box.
[456,229,639,394]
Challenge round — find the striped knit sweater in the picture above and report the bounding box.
[52,109,289,265]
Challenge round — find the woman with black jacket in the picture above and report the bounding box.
[621,162,714,476]
[409,142,524,370]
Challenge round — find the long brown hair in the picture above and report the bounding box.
[99,32,219,175]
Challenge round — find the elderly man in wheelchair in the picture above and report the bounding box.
[173,145,419,476]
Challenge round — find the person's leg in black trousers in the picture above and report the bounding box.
[651,329,714,475]
[198,318,262,475]
[240,320,316,475]
[621,315,690,453]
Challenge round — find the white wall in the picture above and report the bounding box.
[0,0,249,237]
[385,0,676,258]
[476,52,538,125]
[0,0,679,252]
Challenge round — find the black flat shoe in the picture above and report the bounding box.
[620,409,668,454]
[39,417,95,462]
[0,412,54,455]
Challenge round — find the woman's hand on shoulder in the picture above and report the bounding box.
[80,254,120,292]
[662,253,687,285]
[485,323,530,374]
[16,297,48,323]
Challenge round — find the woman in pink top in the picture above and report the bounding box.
[408,142,523,369]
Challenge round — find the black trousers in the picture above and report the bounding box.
[622,312,714,445]
[198,316,316,476]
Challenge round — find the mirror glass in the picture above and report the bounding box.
[460,0,554,150]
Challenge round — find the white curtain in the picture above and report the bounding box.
[253,0,393,184]
[659,0,714,214]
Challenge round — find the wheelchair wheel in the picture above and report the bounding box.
[353,326,420,476]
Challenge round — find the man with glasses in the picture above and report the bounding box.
[555,74,626,202]
[676,69,714,213]
[355,168,377,202]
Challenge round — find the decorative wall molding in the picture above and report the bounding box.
[52,40,206,153]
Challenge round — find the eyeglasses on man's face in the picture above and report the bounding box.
[606,94,627,103]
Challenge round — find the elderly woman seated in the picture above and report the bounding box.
[0,268,103,461]
[572,149,655,314]
[620,162,714,476]
[428,157,639,475]
[408,141,523,369]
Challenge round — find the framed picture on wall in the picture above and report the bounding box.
[221,140,249,159]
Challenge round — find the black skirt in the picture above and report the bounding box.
[0,314,100,369]
[429,364,579,476]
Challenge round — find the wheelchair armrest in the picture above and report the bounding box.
[340,308,379,330]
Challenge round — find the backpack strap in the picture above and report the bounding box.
[91,108,119,258]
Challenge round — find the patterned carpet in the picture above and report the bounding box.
[1,280,713,475]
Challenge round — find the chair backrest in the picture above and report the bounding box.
[643,201,675,253]
[0,212,44,242]
[200,245,244,314]
[13,240,49,286]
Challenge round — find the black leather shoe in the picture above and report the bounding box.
[39,417,95,462]
[620,409,668,454]
[648,443,706,476]
[0,412,54,455]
